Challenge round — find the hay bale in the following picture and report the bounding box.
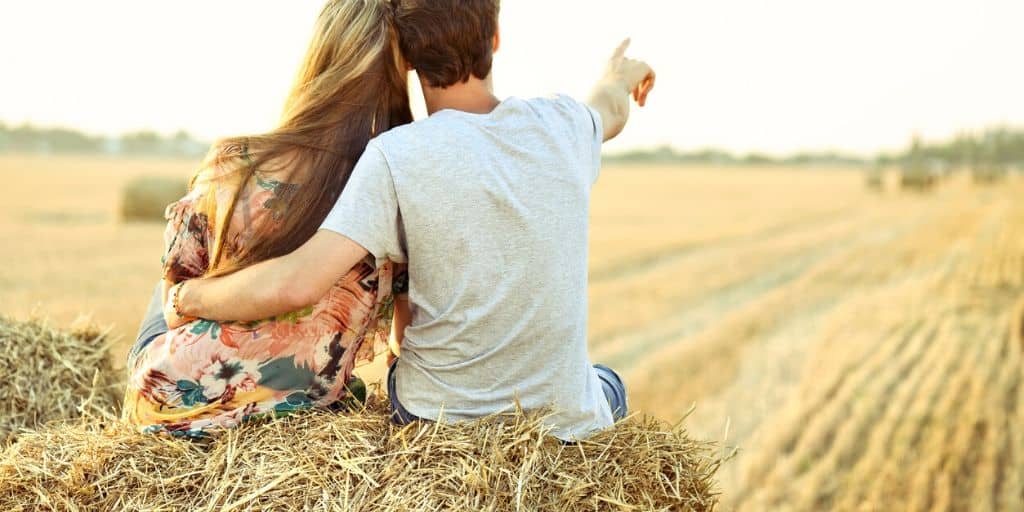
[899,166,936,191]
[0,397,721,511]
[1,320,721,509]
[119,176,188,222]
[0,317,120,443]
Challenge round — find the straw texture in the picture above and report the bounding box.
[0,318,721,511]
[0,316,120,443]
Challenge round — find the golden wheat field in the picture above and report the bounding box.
[1,154,1023,510]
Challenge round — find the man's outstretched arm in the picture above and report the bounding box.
[175,230,368,323]
[588,38,656,142]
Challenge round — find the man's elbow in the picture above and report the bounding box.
[274,272,322,313]
[268,231,362,314]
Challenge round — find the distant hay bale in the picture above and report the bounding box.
[0,317,120,443]
[0,398,721,511]
[899,166,936,191]
[119,175,188,222]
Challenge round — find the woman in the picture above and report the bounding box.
[123,0,411,437]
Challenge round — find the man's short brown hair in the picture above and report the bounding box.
[394,0,500,88]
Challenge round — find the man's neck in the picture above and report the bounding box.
[421,75,501,116]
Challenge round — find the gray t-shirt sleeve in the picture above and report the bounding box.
[319,143,407,264]
[583,103,604,182]
[553,94,604,184]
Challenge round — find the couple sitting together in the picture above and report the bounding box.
[123,0,655,441]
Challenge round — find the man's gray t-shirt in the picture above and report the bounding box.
[320,95,612,440]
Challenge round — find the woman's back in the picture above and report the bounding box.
[122,0,412,437]
[123,151,399,437]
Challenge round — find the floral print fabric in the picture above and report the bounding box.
[123,154,399,437]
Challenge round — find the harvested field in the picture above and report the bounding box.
[605,174,1024,510]
[2,155,1023,510]
[0,155,192,356]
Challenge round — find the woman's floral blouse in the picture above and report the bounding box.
[123,151,403,437]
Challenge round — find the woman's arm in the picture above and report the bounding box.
[160,178,212,328]
[163,278,198,329]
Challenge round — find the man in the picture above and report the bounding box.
[153,0,655,440]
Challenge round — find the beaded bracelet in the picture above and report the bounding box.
[171,282,187,319]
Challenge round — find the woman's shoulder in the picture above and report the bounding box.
[190,142,280,203]
[161,143,252,228]
[192,143,252,187]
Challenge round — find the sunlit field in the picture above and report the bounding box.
[1,154,1022,509]
[0,155,189,343]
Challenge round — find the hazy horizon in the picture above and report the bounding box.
[2,0,1022,155]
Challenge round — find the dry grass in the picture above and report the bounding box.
[972,165,1009,184]
[0,395,721,511]
[0,316,120,443]
[0,155,193,361]
[588,165,866,272]
[864,167,884,191]
[613,175,1024,510]
[5,155,1024,510]
[1015,296,1024,349]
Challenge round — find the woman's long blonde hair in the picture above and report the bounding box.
[201,0,411,276]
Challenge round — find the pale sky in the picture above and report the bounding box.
[1,0,1022,155]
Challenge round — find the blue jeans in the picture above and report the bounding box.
[594,363,629,420]
[387,361,628,425]
[131,283,169,361]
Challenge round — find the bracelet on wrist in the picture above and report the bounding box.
[172,282,187,319]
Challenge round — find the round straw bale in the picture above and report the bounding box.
[899,166,936,191]
[119,175,188,222]
[0,316,120,443]
[0,396,721,511]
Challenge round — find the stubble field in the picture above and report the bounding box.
[1,154,1022,510]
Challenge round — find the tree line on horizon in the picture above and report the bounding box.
[605,127,1024,170]
[0,123,208,158]
[2,122,1023,170]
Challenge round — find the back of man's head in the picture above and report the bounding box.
[393,0,501,88]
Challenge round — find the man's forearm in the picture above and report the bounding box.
[175,230,370,323]
[177,257,307,322]
[589,78,631,141]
